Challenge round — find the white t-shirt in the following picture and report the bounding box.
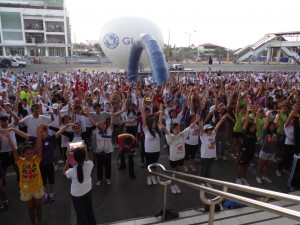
[200,132,217,158]
[20,115,52,136]
[0,123,18,153]
[185,125,199,146]
[65,160,93,197]
[284,125,295,145]
[143,126,161,153]
[167,128,190,161]
[95,127,113,153]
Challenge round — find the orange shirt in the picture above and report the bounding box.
[117,133,136,150]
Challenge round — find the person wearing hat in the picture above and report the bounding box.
[199,113,228,187]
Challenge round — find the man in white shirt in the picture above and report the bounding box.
[19,104,53,137]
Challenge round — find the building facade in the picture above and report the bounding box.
[0,0,71,57]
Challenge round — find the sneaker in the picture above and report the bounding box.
[250,161,255,167]
[54,164,59,171]
[205,183,213,188]
[163,144,168,148]
[147,176,152,186]
[96,180,101,186]
[190,165,196,172]
[151,176,157,185]
[48,193,56,202]
[236,179,243,185]
[241,179,250,186]
[0,200,8,211]
[170,185,177,194]
[174,184,181,194]
[43,194,49,203]
[256,176,262,184]
[184,166,188,173]
[222,156,228,161]
[231,154,237,159]
[227,142,231,146]
[276,170,282,177]
[262,176,272,184]
[106,179,111,185]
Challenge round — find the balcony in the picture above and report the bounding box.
[47,25,64,32]
[24,20,44,31]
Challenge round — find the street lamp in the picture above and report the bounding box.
[185,31,196,48]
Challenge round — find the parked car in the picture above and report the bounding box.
[0,58,12,68]
[10,58,26,67]
[170,64,184,71]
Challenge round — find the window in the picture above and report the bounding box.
[1,12,22,29]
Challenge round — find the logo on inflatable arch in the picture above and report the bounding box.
[103,33,119,49]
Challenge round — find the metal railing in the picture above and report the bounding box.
[148,163,300,225]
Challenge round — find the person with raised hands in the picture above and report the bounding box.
[256,109,278,184]
[236,105,257,186]
[199,113,228,188]
[161,105,200,194]
[1,126,44,225]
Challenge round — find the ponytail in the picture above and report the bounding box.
[73,147,86,183]
[77,162,84,183]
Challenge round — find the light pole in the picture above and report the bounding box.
[185,31,196,48]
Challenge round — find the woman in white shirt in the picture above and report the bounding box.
[89,108,115,186]
[141,106,161,186]
[64,147,96,225]
[161,108,200,194]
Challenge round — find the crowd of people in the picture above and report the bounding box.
[0,68,300,225]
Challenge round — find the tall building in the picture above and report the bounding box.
[0,0,71,57]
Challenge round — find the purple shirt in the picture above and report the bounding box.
[29,135,57,165]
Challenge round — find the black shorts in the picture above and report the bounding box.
[0,152,15,169]
[238,151,253,165]
[185,144,199,159]
[170,158,184,168]
[233,132,243,138]
[40,164,55,185]
[145,152,160,167]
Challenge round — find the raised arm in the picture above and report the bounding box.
[263,110,272,130]
[36,125,43,159]
[110,105,115,131]
[213,114,227,133]
[141,106,147,129]
[8,127,29,140]
[159,103,169,135]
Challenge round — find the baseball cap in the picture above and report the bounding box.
[203,124,214,131]
[145,97,152,102]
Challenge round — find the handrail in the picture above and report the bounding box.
[148,163,300,225]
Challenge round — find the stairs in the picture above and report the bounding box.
[102,191,300,225]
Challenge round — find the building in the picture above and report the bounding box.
[0,0,71,57]
[197,43,223,57]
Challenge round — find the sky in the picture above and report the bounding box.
[65,0,300,50]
